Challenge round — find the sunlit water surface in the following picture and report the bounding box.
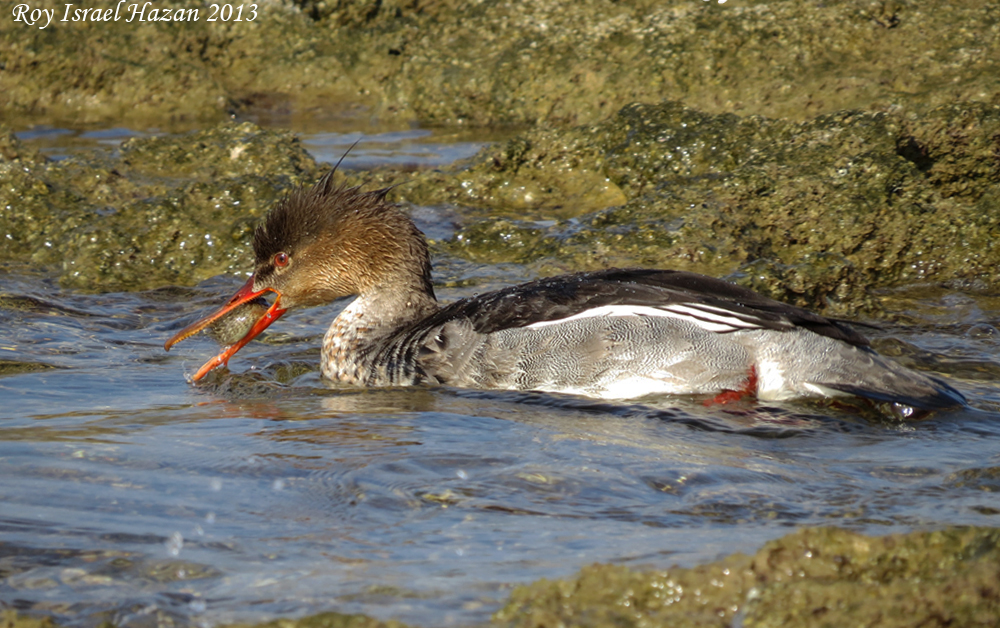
[3,128,1000,628]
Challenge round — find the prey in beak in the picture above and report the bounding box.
[164,277,286,381]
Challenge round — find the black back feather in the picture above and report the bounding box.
[410,268,870,347]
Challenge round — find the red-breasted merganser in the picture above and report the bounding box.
[165,169,965,411]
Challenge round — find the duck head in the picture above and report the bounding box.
[164,169,432,381]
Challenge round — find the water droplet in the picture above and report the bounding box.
[967,323,999,339]
[165,531,183,556]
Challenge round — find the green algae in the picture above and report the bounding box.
[1,611,56,628]
[261,0,1000,126]
[119,122,318,179]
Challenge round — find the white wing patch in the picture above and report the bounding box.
[525,303,766,334]
[536,374,695,400]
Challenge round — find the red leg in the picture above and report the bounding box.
[703,365,759,406]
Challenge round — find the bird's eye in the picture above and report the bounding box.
[274,252,289,268]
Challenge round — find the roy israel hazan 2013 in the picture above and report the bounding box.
[11,2,257,28]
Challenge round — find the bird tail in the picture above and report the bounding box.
[746,330,966,413]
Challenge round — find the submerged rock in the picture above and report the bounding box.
[225,611,409,628]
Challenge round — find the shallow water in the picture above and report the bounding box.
[3,129,1000,628]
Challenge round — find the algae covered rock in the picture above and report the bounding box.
[7,100,1000,312]
[432,101,1000,315]
[119,121,318,179]
[495,526,1000,628]
[0,122,318,291]
[897,102,1000,200]
[0,0,358,126]
[743,527,1000,627]
[3,0,1000,128]
[279,0,1000,127]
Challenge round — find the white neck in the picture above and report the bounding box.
[320,289,438,384]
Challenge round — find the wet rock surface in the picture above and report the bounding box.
[495,526,1000,628]
[3,0,999,127]
[0,122,318,291]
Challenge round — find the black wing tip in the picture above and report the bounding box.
[823,379,967,413]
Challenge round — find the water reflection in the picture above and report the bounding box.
[2,308,998,628]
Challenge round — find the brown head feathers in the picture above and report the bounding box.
[252,173,394,267]
[250,163,435,303]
